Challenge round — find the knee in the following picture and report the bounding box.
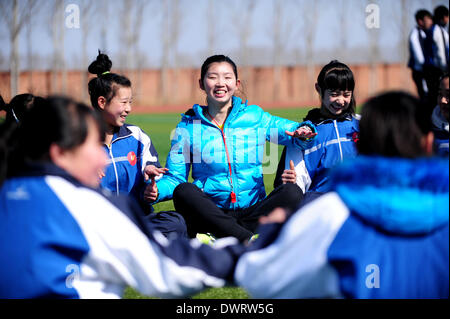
[279,183,303,202]
[173,183,200,201]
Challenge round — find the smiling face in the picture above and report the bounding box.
[321,89,353,116]
[99,85,132,128]
[199,62,240,108]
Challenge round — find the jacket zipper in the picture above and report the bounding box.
[106,134,132,196]
[206,110,237,204]
[333,120,344,161]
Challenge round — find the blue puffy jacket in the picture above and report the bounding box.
[155,96,316,210]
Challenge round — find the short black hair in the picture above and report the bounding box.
[358,91,431,158]
[434,5,449,23]
[317,60,356,115]
[415,9,432,22]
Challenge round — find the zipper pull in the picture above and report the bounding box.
[230,191,236,203]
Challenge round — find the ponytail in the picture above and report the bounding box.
[87,50,131,109]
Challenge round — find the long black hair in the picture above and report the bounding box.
[316,60,356,115]
[0,96,104,185]
[358,91,431,158]
[88,51,131,109]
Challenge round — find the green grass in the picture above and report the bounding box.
[124,107,313,299]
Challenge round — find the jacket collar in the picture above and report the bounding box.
[331,156,449,235]
[191,96,247,124]
[14,161,85,188]
[304,108,354,125]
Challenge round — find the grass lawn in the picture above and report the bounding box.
[123,106,314,299]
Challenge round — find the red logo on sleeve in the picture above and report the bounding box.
[127,151,137,166]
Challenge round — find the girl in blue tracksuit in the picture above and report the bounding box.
[145,55,317,243]
[236,91,449,299]
[0,96,244,298]
[274,60,359,203]
[87,52,186,238]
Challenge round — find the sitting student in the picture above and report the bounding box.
[145,55,317,243]
[87,52,186,239]
[0,96,244,299]
[274,60,359,204]
[235,91,449,298]
[431,73,449,157]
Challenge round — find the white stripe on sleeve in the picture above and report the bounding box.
[45,176,225,299]
[235,192,350,298]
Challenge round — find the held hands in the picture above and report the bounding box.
[143,165,169,203]
[281,160,296,184]
[285,125,317,140]
[144,178,159,202]
[143,165,169,182]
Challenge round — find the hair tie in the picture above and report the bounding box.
[101,71,110,76]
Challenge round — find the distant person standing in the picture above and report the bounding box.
[423,5,449,114]
[408,10,433,105]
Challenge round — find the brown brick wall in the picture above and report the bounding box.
[0,63,416,113]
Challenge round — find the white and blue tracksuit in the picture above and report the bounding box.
[235,156,449,298]
[0,163,244,298]
[431,105,449,157]
[279,109,359,193]
[101,124,160,202]
[408,26,428,72]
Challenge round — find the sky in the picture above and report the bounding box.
[0,0,448,71]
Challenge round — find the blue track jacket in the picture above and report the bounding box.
[0,163,244,298]
[235,156,449,298]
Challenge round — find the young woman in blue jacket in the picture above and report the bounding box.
[274,60,359,204]
[0,97,244,298]
[145,55,317,243]
[236,91,449,299]
[88,52,186,238]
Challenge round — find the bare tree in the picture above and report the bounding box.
[0,0,37,98]
[160,0,182,104]
[270,0,296,102]
[366,0,380,96]
[294,0,320,102]
[46,0,66,94]
[337,0,349,62]
[207,0,215,56]
[80,0,96,103]
[119,0,148,103]
[230,0,257,87]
